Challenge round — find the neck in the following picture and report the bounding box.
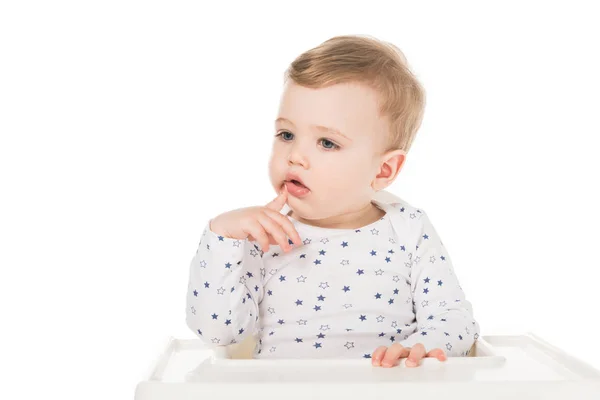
[289,202,385,229]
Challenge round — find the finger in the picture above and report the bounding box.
[426,348,447,361]
[242,220,270,253]
[263,232,283,247]
[406,343,427,367]
[381,343,411,368]
[267,233,278,245]
[256,213,291,252]
[265,184,288,211]
[263,208,303,247]
[371,346,388,367]
[250,232,277,248]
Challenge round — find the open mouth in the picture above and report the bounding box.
[290,179,307,188]
[283,178,311,197]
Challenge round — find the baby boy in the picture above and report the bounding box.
[186,35,480,368]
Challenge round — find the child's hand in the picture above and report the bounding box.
[371,343,447,368]
[209,185,302,252]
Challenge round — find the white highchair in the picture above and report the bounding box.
[135,190,600,399]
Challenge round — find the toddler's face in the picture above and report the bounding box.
[269,81,390,221]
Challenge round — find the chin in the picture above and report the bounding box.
[289,204,329,221]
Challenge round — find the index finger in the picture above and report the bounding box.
[263,208,302,247]
[265,184,288,211]
[426,348,447,361]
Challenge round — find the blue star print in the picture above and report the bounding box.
[186,199,480,359]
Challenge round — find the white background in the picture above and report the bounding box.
[1,1,599,399]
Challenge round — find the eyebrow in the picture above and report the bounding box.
[275,117,352,142]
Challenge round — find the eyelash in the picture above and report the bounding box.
[275,131,341,151]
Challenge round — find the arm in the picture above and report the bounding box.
[185,220,265,347]
[398,210,480,357]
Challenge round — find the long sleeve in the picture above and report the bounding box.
[185,220,265,347]
[398,210,480,357]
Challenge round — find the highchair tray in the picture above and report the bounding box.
[135,332,600,399]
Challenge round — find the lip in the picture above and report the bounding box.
[284,172,309,189]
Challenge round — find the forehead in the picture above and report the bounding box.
[277,82,388,142]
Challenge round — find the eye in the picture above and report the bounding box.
[320,138,339,150]
[276,131,294,141]
[275,131,340,151]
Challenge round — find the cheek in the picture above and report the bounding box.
[268,152,283,181]
[269,142,285,163]
[321,157,372,185]
[267,157,276,177]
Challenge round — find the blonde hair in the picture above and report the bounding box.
[284,35,426,153]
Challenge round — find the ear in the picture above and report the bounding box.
[371,149,407,191]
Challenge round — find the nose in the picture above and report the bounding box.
[287,146,309,168]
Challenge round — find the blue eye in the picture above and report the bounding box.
[274,131,295,142]
[281,132,294,141]
[320,139,338,149]
[275,131,340,151]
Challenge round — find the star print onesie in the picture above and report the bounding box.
[186,198,480,359]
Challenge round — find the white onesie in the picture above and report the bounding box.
[186,198,480,359]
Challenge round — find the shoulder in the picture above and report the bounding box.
[379,196,428,225]
[389,200,425,220]
[375,197,434,243]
